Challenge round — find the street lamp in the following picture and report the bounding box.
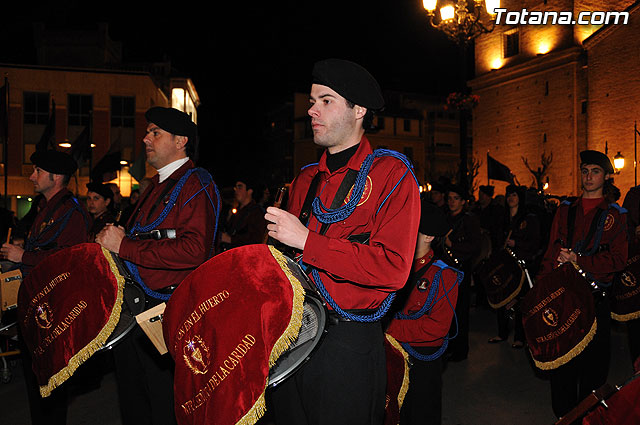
[614,151,625,173]
[422,0,500,195]
[422,0,500,45]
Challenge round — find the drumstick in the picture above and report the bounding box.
[503,230,512,250]
[5,228,11,244]
[263,186,288,244]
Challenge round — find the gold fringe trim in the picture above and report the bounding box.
[233,246,306,425]
[612,310,640,322]
[385,334,410,414]
[532,318,597,371]
[39,247,126,397]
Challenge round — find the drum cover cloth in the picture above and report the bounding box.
[383,334,410,425]
[162,244,305,425]
[521,262,596,370]
[17,243,125,396]
[611,249,640,321]
[477,248,524,309]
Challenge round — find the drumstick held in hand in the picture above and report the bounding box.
[263,186,288,244]
[6,228,11,244]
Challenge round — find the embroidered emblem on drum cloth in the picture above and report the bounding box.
[35,302,53,329]
[604,214,614,232]
[542,308,559,327]
[621,271,637,288]
[344,175,372,207]
[183,335,211,375]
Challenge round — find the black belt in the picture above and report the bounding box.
[328,309,378,324]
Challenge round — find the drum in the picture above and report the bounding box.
[268,257,327,388]
[520,262,596,370]
[17,243,127,396]
[162,244,327,425]
[611,249,640,322]
[99,253,146,351]
[476,248,525,309]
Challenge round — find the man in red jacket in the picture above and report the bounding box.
[537,149,627,420]
[386,199,461,425]
[97,107,219,425]
[265,58,420,425]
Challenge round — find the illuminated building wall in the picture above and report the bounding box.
[471,0,635,197]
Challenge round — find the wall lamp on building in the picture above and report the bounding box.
[613,151,625,174]
[422,0,500,45]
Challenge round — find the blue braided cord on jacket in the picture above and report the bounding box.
[395,260,463,361]
[182,169,221,259]
[401,339,449,362]
[304,149,419,321]
[25,198,85,251]
[311,267,396,322]
[124,167,218,301]
[311,149,419,224]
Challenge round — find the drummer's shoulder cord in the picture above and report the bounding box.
[26,195,88,251]
[124,167,220,301]
[399,260,464,362]
[303,149,420,322]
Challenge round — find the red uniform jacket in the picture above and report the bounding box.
[22,188,90,274]
[386,250,460,347]
[119,160,219,290]
[287,137,420,310]
[537,197,627,284]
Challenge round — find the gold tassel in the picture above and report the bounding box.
[39,247,126,397]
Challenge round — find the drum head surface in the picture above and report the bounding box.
[268,294,326,388]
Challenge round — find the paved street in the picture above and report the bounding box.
[0,303,635,425]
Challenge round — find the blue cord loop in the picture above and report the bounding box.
[304,149,419,322]
[124,168,220,301]
[395,260,464,361]
[25,197,87,251]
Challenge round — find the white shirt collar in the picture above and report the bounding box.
[157,157,189,183]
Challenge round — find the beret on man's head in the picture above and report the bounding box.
[419,198,451,237]
[479,185,495,196]
[145,107,197,141]
[580,150,614,174]
[86,182,114,201]
[447,184,469,200]
[30,150,77,176]
[312,58,385,110]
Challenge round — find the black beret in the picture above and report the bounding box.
[447,184,469,200]
[86,182,114,201]
[580,150,614,174]
[419,198,451,237]
[479,185,494,196]
[312,59,385,110]
[145,107,197,141]
[430,182,447,193]
[506,184,526,201]
[30,150,77,176]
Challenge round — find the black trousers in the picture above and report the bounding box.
[550,293,611,421]
[270,320,386,425]
[496,305,525,342]
[112,325,177,425]
[400,346,443,425]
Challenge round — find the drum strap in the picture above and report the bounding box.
[566,204,606,254]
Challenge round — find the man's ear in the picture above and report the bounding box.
[176,135,188,151]
[355,105,367,120]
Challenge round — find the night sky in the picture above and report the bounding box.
[2,0,466,187]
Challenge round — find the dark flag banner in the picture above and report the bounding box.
[487,153,514,183]
[36,99,56,152]
[128,151,146,184]
[69,125,92,168]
